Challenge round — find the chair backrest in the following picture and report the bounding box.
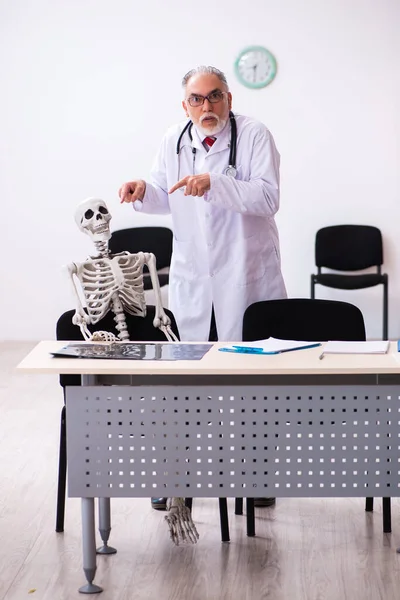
[56,305,180,387]
[242,298,366,342]
[315,225,383,271]
[108,227,173,270]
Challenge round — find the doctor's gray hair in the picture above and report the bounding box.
[182,66,229,91]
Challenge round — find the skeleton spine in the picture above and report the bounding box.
[94,240,109,257]
[95,241,130,341]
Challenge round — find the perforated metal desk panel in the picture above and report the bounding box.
[18,341,400,499]
[66,383,400,499]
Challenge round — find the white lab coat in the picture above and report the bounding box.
[136,113,287,341]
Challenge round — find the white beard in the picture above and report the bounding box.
[197,115,227,137]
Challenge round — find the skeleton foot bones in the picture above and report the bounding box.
[68,198,178,343]
[164,498,199,545]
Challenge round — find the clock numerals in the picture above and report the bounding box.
[235,46,277,89]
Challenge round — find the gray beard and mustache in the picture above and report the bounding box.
[196,112,227,137]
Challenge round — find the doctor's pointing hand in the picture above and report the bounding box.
[168,173,210,196]
[119,65,286,343]
[120,173,211,201]
[119,180,146,204]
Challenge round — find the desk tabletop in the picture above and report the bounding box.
[16,341,400,377]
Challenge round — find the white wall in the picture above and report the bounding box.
[1,0,399,340]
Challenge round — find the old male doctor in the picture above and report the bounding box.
[119,65,287,343]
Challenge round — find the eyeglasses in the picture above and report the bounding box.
[187,90,226,107]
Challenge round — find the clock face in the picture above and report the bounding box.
[234,46,277,89]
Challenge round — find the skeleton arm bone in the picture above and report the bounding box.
[66,263,92,340]
[144,253,178,341]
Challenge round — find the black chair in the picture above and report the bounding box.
[55,306,179,533]
[311,225,388,340]
[235,298,391,534]
[108,226,172,289]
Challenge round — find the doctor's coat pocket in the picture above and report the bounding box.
[238,234,275,286]
[171,238,195,281]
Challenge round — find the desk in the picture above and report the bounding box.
[18,341,400,594]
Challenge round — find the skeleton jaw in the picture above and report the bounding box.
[89,223,111,242]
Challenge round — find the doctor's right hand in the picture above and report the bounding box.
[119,180,146,204]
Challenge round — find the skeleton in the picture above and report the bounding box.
[67,197,198,545]
[68,197,178,343]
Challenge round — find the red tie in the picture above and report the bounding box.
[204,136,216,147]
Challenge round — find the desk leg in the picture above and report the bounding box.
[79,498,102,594]
[246,498,255,537]
[97,498,117,555]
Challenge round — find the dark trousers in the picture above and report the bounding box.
[208,306,218,342]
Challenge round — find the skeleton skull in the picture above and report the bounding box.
[74,198,112,242]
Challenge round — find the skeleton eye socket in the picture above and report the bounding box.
[84,209,94,219]
[99,206,108,215]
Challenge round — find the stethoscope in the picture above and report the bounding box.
[176,110,237,180]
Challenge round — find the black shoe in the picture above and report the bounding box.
[151,497,168,510]
[254,497,276,507]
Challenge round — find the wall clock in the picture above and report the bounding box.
[234,46,277,89]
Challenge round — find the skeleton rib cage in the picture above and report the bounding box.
[75,252,147,323]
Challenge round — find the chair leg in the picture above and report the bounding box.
[185,498,229,541]
[235,498,243,515]
[365,497,374,512]
[56,405,67,533]
[246,498,255,537]
[383,498,391,533]
[383,279,388,340]
[310,276,315,299]
[219,498,230,542]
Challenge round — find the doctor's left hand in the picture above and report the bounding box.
[169,173,210,197]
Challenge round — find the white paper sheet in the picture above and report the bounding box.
[320,340,390,355]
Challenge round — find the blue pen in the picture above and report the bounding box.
[221,342,322,355]
[219,347,264,354]
[232,345,264,353]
